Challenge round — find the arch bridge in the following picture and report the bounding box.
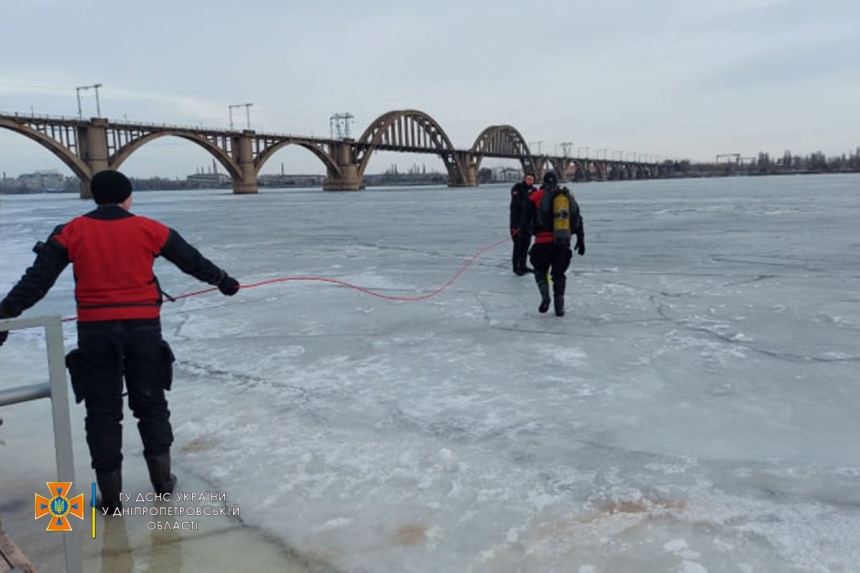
[0,110,667,198]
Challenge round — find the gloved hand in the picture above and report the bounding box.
[575,237,586,256]
[218,274,240,296]
[511,227,519,238]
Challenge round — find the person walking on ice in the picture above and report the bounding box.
[521,171,585,316]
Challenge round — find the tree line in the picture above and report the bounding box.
[674,147,860,177]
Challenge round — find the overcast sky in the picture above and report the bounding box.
[1,0,859,178]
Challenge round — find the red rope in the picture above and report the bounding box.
[60,233,515,322]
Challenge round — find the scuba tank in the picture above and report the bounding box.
[538,187,579,244]
[551,191,572,244]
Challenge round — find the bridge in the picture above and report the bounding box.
[0,110,667,198]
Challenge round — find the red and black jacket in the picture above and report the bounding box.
[522,186,585,245]
[0,205,228,322]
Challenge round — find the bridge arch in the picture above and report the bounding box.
[110,131,242,180]
[0,118,90,180]
[470,125,532,160]
[532,156,561,180]
[470,125,532,156]
[254,141,341,178]
[468,125,538,177]
[355,110,468,183]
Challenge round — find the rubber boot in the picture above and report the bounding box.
[538,282,551,314]
[145,453,177,495]
[96,469,123,514]
[553,283,565,316]
[513,257,526,276]
[554,294,565,316]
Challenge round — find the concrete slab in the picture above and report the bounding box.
[0,397,335,573]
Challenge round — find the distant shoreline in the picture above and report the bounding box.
[1,170,859,196]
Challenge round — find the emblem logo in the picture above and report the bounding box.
[34,482,85,532]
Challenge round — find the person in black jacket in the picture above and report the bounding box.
[0,170,239,513]
[509,171,536,275]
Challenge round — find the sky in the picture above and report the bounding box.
[1,0,859,178]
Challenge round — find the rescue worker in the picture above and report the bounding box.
[521,171,585,316]
[0,170,239,512]
[509,171,536,275]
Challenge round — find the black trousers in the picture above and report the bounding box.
[529,242,572,295]
[72,319,174,474]
[512,233,530,273]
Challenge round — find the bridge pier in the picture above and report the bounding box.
[323,141,362,190]
[553,158,576,182]
[232,132,258,194]
[78,118,110,199]
[323,164,362,190]
[447,167,477,187]
[79,179,91,198]
[447,152,477,187]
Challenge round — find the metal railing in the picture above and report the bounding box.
[0,315,83,573]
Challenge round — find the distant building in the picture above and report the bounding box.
[186,172,231,187]
[186,160,230,188]
[0,169,69,193]
[497,167,522,182]
[257,173,325,187]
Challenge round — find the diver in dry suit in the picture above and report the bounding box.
[0,170,239,512]
[521,172,585,316]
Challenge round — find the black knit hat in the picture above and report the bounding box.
[543,171,558,186]
[90,170,132,205]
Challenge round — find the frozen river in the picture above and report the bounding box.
[2,174,859,572]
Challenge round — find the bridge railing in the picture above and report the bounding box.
[0,315,83,573]
[0,110,82,122]
[0,110,334,141]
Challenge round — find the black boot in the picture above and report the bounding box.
[145,453,177,495]
[518,258,534,275]
[96,469,123,514]
[538,282,551,313]
[553,283,565,316]
[513,259,526,276]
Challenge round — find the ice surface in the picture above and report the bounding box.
[2,175,859,572]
